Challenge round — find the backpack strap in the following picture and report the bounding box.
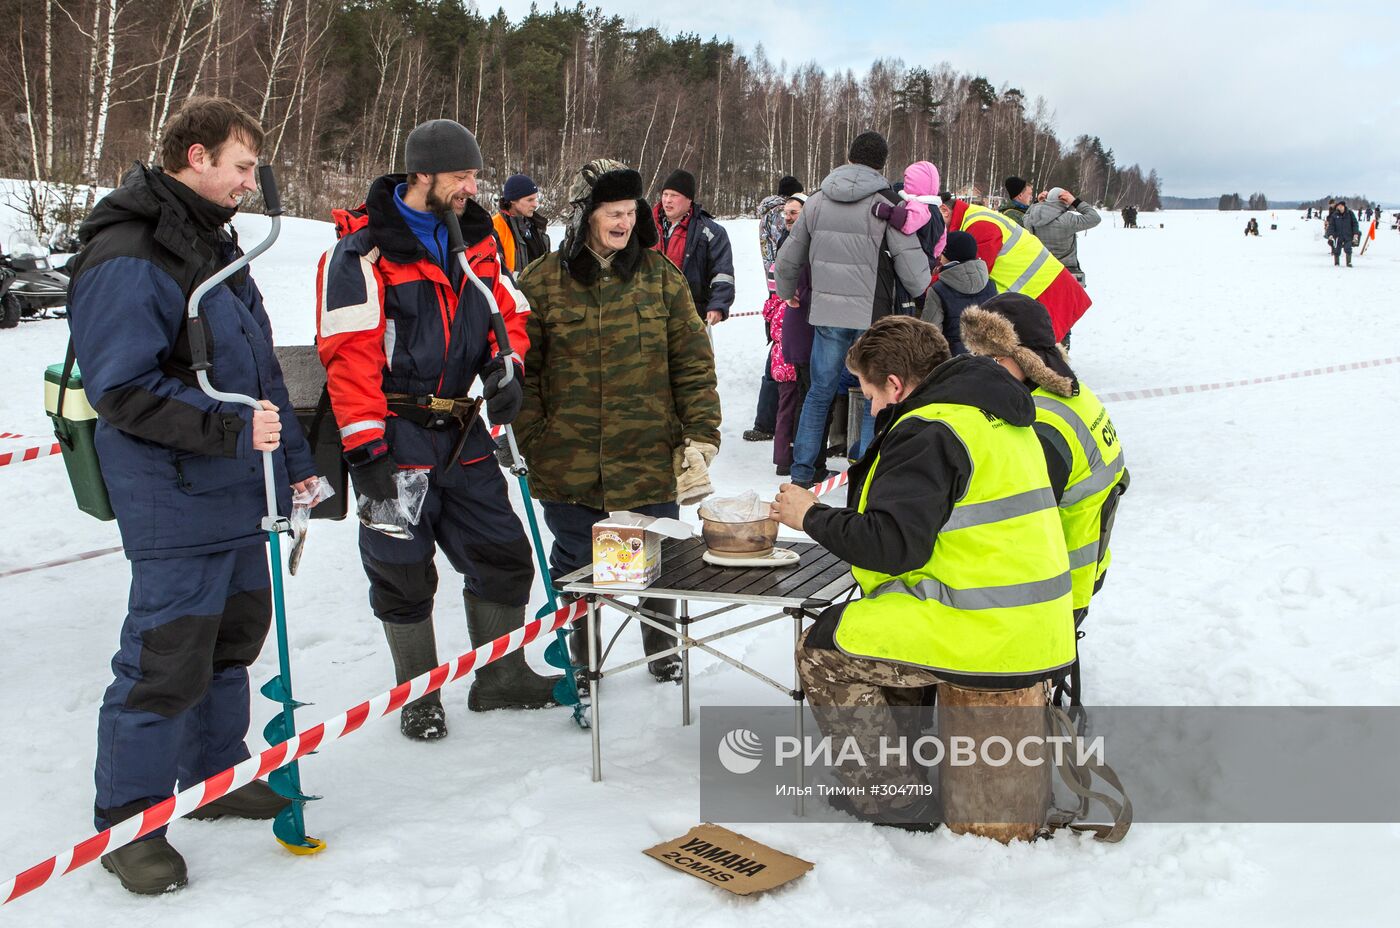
[1044,704,1133,842]
[52,338,78,450]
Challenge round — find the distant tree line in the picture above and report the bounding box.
[1218,192,1270,210]
[1300,194,1376,211]
[0,0,1162,224]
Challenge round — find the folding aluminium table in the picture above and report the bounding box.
[559,535,857,782]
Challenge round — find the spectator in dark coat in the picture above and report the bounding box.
[1001,175,1033,226]
[1327,201,1359,266]
[653,169,736,322]
[921,231,996,356]
[771,194,812,474]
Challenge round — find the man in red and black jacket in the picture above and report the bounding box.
[316,119,559,738]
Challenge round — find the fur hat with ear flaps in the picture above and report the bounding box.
[561,158,658,286]
[960,293,1078,397]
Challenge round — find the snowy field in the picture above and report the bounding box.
[2,199,1399,926]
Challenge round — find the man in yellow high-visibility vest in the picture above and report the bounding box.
[941,195,1091,341]
[771,315,1075,829]
[961,293,1129,707]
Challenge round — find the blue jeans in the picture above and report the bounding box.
[791,325,875,483]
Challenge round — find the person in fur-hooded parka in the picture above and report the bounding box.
[959,294,1077,398]
[960,293,1128,707]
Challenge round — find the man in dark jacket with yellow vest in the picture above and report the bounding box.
[771,315,1075,826]
[960,293,1128,706]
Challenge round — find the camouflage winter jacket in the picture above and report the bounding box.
[515,248,721,510]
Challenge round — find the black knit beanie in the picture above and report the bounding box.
[661,169,696,202]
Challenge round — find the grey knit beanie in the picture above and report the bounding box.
[405,119,483,174]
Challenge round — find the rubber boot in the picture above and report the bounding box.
[464,594,562,711]
[382,619,447,740]
[639,598,681,683]
[188,779,290,820]
[1346,253,1352,267]
[101,837,188,895]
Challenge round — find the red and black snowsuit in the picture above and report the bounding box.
[316,175,535,615]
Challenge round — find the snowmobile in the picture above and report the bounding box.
[0,235,70,329]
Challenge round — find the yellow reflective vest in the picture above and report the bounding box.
[834,401,1077,680]
[963,205,1067,299]
[1033,384,1126,610]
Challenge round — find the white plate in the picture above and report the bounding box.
[701,547,801,568]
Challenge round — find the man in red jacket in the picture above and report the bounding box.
[316,119,559,740]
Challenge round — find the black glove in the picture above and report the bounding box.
[482,357,524,426]
[346,440,398,502]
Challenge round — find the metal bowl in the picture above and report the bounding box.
[701,516,779,558]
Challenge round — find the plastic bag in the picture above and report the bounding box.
[288,477,336,575]
[357,469,430,540]
[698,490,770,523]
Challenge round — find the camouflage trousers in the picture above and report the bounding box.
[797,627,942,815]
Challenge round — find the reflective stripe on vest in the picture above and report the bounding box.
[964,206,1065,302]
[1033,384,1126,608]
[869,571,1073,611]
[835,401,1077,678]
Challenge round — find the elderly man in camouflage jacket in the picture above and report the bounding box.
[516,159,721,684]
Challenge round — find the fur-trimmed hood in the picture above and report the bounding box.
[960,295,1077,397]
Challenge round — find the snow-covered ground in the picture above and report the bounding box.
[2,200,1399,926]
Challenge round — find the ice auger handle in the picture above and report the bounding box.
[258,165,283,217]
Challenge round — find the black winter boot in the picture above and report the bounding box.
[188,779,290,820]
[639,598,681,683]
[1346,253,1353,267]
[465,594,562,711]
[382,619,447,740]
[101,837,188,895]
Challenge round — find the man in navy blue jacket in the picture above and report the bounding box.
[66,97,317,895]
[652,169,736,323]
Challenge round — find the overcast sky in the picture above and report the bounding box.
[488,0,1400,202]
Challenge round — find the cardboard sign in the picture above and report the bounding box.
[643,824,813,896]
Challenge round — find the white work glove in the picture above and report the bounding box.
[674,438,719,506]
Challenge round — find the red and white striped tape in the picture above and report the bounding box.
[812,469,848,498]
[0,545,124,580]
[0,597,588,906]
[0,436,62,468]
[1098,356,1400,404]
